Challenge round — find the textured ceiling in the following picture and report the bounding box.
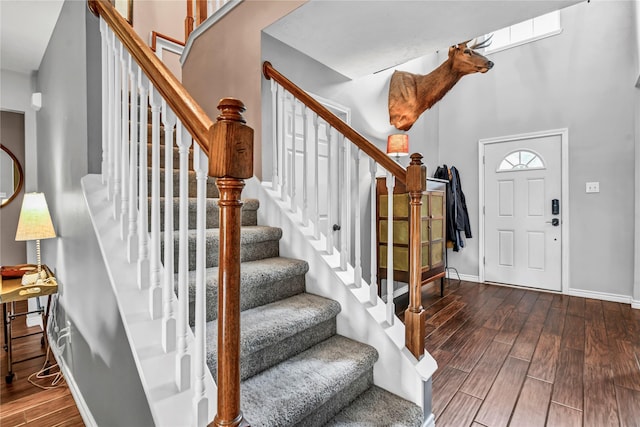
[264,0,582,79]
[0,0,64,73]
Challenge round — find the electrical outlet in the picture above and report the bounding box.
[586,182,599,193]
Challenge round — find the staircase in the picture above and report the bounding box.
[155,120,424,425]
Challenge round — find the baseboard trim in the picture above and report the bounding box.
[631,299,640,309]
[446,272,480,282]
[47,330,98,427]
[422,412,435,427]
[568,288,632,305]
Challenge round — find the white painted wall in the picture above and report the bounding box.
[35,1,154,424]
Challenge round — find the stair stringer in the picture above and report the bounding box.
[244,177,438,417]
[81,174,218,427]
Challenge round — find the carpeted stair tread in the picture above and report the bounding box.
[324,386,423,427]
[241,335,378,427]
[155,197,258,230]
[163,225,282,271]
[206,293,341,380]
[188,257,308,322]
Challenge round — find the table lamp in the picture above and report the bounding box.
[15,193,56,285]
[387,134,409,162]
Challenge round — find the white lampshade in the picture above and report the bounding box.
[15,193,56,241]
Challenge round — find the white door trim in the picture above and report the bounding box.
[478,128,569,294]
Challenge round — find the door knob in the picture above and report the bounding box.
[546,218,560,226]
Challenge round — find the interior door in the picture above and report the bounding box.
[483,134,562,291]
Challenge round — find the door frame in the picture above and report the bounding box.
[478,128,570,293]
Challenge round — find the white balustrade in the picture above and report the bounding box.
[312,114,320,240]
[289,98,296,213]
[100,20,108,185]
[279,90,286,202]
[120,49,130,240]
[369,158,378,305]
[270,81,278,192]
[326,125,334,255]
[302,105,309,226]
[127,61,139,263]
[193,143,209,426]
[99,16,214,424]
[112,38,122,218]
[385,172,395,326]
[149,84,162,319]
[353,148,362,288]
[137,71,150,289]
[176,122,192,391]
[340,136,349,270]
[162,102,177,352]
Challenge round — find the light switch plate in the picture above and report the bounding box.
[586,182,599,193]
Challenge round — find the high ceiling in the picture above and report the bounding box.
[264,0,582,79]
[0,0,64,73]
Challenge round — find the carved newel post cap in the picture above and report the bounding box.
[409,152,423,165]
[209,98,254,179]
[217,98,246,124]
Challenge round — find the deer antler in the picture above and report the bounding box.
[470,34,493,50]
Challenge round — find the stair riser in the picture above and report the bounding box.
[208,318,336,382]
[150,170,220,198]
[295,370,373,427]
[140,144,192,169]
[189,273,306,324]
[161,234,279,271]
[153,200,257,231]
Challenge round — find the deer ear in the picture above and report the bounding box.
[448,45,456,56]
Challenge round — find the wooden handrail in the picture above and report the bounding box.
[88,0,213,156]
[150,31,186,53]
[263,61,407,184]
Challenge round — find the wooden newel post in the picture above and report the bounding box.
[210,98,253,427]
[405,153,427,360]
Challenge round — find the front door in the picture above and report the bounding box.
[483,133,563,291]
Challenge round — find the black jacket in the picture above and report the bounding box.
[434,165,472,251]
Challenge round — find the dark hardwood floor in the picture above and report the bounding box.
[3,282,639,427]
[1,300,84,427]
[399,279,640,427]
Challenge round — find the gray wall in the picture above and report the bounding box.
[439,1,637,297]
[263,1,638,299]
[36,1,153,425]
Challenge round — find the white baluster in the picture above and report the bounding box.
[193,143,209,427]
[354,149,362,287]
[279,90,286,202]
[270,80,278,191]
[162,102,177,352]
[290,98,296,213]
[302,105,309,226]
[120,50,130,240]
[100,19,108,184]
[340,136,349,270]
[112,38,122,219]
[386,171,395,326]
[369,158,378,305]
[326,125,334,255]
[176,122,192,391]
[312,114,320,240]
[137,72,150,289]
[106,30,115,199]
[149,84,162,319]
[127,60,139,263]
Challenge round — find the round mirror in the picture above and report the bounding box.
[0,144,24,208]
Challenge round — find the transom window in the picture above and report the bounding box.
[483,11,561,54]
[497,150,545,171]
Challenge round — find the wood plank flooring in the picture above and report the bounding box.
[1,301,84,427]
[399,280,640,427]
[4,281,639,427]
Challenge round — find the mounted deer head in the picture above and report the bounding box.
[388,37,494,131]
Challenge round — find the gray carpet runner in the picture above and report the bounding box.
[153,125,422,426]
